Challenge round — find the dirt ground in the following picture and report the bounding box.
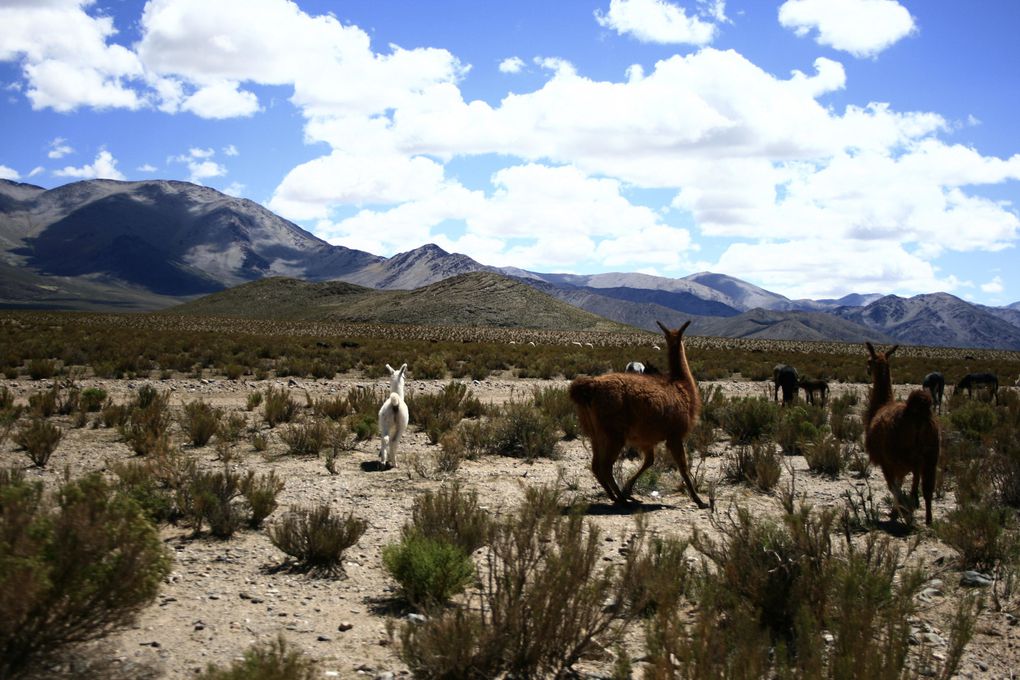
[3,373,1019,679]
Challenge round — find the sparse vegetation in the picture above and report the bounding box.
[269,505,368,575]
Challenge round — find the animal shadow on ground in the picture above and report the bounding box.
[366,595,409,617]
[359,460,390,472]
[873,518,918,538]
[572,501,669,516]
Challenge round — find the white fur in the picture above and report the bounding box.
[625,361,645,373]
[378,363,409,468]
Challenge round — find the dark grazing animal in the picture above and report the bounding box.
[955,372,998,404]
[864,343,940,526]
[773,364,799,405]
[569,321,707,508]
[922,371,945,414]
[798,378,829,406]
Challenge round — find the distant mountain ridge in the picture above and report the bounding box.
[3,178,1019,349]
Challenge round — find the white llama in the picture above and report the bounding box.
[378,363,409,469]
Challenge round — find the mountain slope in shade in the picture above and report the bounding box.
[529,271,735,307]
[691,308,899,344]
[836,293,1020,350]
[0,178,381,305]
[978,303,1020,330]
[168,272,633,332]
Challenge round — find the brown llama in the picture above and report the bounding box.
[568,320,707,508]
[798,378,829,406]
[864,342,940,525]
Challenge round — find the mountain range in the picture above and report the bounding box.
[2,178,1020,350]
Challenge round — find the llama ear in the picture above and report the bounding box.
[655,320,669,335]
[865,342,877,357]
[398,363,407,378]
[385,363,394,375]
[679,320,691,334]
[886,345,899,358]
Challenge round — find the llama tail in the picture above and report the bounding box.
[905,389,933,422]
[568,376,598,406]
[389,393,401,411]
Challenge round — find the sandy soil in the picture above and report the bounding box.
[2,374,1018,679]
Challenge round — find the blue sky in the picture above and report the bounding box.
[2,0,1019,305]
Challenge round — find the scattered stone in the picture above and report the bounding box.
[405,613,427,624]
[960,571,993,587]
[975,660,989,671]
[338,622,354,632]
[376,673,395,680]
[317,635,332,642]
[924,632,946,646]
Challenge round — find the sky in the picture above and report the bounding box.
[1,0,1019,305]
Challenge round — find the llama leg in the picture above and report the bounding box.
[379,435,390,466]
[881,468,905,521]
[922,455,937,526]
[667,438,708,509]
[590,439,622,503]
[387,432,399,469]
[621,446,655,500]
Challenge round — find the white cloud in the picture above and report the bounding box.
[0,165,19,180]
[170,148,227,183]
[223,144,239,156]
[981,276,1004,294]
[499,57,525,74]
[137,163,158,173]
[222,181,245,197]
[0,0,144,111]
[47,137,73,159]
[595,0,718,45]
[779,0,915,58]
[27,166,44,178]
[181,80,259,118]
[52,149,126,180]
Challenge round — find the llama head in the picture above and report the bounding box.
[655,320,691,350]
[385,363,407,393]
[865,342,898,379]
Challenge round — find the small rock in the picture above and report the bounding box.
[376,673,395,680]
[338,622,354,632]
[960,571,993,587]
[975,660,989,671]
[406,613,427,624]
[924,632,946,646]
[317,635,332,642]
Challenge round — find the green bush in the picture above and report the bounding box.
[383,536,476,608]
[269,505,367,575]
[279,418,337,456]
[531,385,580,440]
[937,500,1018,572]
[180,467,245,538]
[262,386,298,427]
[486,400,560,460]
[240,469,285,529]
[246,391,263,411]
[118,387,172,456]
[948,399,998,443]
[311,394,348,420]
[27,357,56,380]
[721,397,778,444]
[404,483,491,554]
[111,458,181,524]
[723,440,782,492]
[0,473,171,679]
[197,636,317,680]
[14,417,62,467]
[803,433,847,478]
[180,399,222,447]
[406,381,483,444]
[775,405,825,455]
[79,387,107,412]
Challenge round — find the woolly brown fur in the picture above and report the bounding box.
[569,321,707,508]
[864,342,940,525]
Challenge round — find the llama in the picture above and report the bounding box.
[955,372,999,404]
[798,378,829,406]
[568,320,707,508]
[864,343,940,526]
[773,364,799,405]
[922,371,945,414]
[377,363,409,469]
[624,361,645,373]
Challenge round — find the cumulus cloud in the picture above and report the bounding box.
[47,137,73,159]
[180,80,259,118]
[222,181,245,197]
[137,163,158,173]
[52,149,126,180]
[222,144,239,156]
[499,57,525,74]
[27,166,44,178]
[170,147,228,183]
[595,0,719,45]
[981,276,1004,294]
[0,0,144,111]
[779,0,916,58]
[0,165,19,180]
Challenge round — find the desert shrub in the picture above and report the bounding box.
[180,467,245,538]
[15,417,63,467]
[829,392,864,443]
[269,505,367,575]
[531,385,580,440]
[311,393,348,420]
[345,386,382,441]
[721,397,778,444]
[414,355,447,379]
[398,486,635,679]
[101,400,130,428]
[279,417,336,456]
[118,387,172,456]
[937,499,1019,572]
[216,412,247,444]
[0,386,14,411]
[180,399,222,447]
[699,383,728,427]
[457,419,495,460]
[111,458,181,524]
[383,536,476,608]
[803,432,847,478]
[0,473,171,679]
[197,636,317,680]
[775,405,826,455]
[404,483,491,555]
[723,440,782,492]
[623,533,694,617]
[406,381,482,444]
[948,398,998,443]
[27,386,57,418]
[79,386,107,412]
[687,417,718,457]
[484,400,560,460]
[246,391,263,411]
[240,469,285,529]
[27,357,56,380]
[262,386,298,427]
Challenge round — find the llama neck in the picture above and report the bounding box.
[866,365,893,424]
[392,381,404,400]
[669,341,695,388]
